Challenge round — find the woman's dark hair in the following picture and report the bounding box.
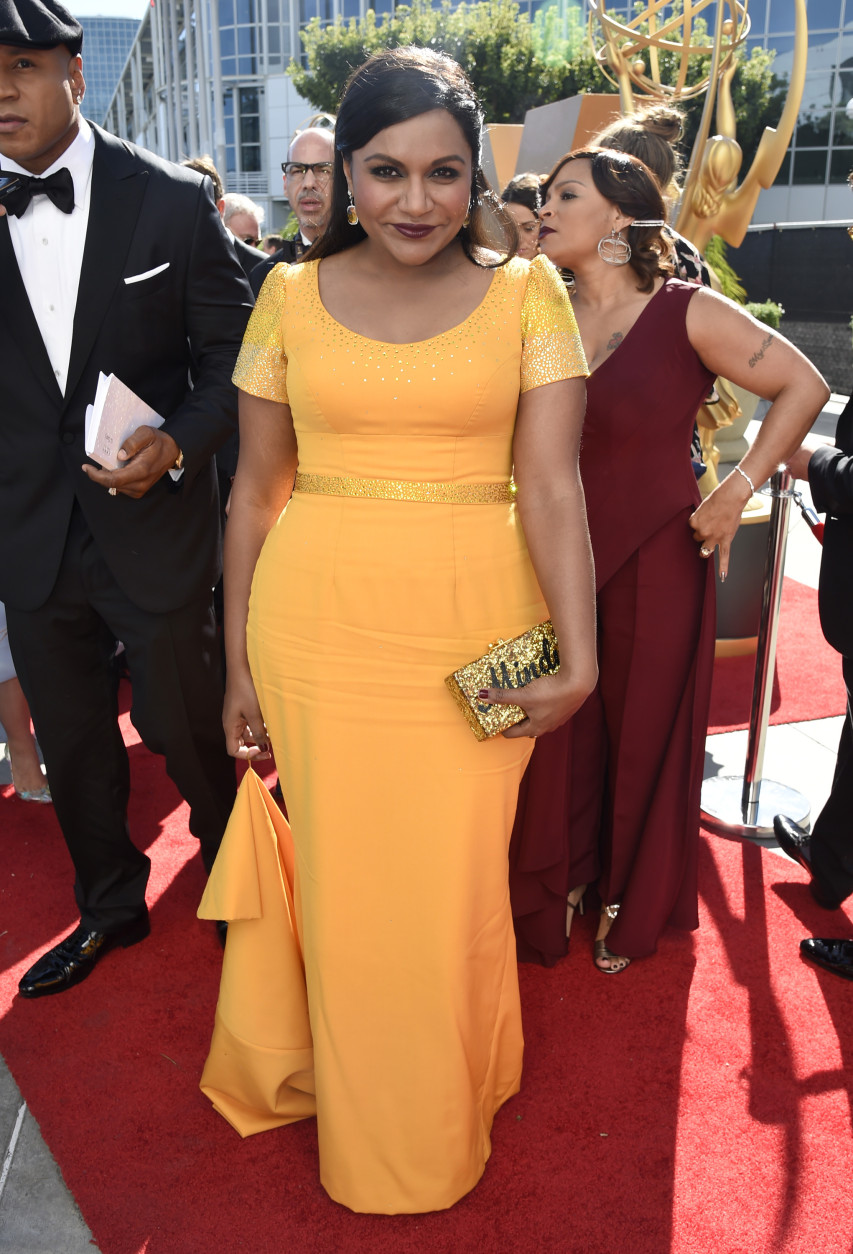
[591,104,685,196]
[306,46,517,268]
[542,147,673,293]
[501,172,541,216]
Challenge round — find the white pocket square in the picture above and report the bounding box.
[124,262,170,285]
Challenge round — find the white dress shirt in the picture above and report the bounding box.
[4,119,95,395]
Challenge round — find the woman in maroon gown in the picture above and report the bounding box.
[508,149,829,972]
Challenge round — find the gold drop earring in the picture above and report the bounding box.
[346,189,359,227]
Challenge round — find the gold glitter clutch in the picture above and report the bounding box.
[445,621,560,741]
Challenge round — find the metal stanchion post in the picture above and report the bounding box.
[701,466,811,838]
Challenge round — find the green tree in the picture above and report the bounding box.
[288,0,612,123]
[288,0,785,164]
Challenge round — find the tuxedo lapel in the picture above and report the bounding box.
[0,216,64,407]
[64,128,148,409]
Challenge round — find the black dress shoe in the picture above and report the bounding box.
[800,937,853,981]
[17,914,150,999]
[772,815,841,910]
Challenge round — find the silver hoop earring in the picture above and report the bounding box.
[598,229,631,266]
[346,190,359,227]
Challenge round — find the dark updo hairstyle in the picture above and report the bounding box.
[501,172,541,216]
[542,147,673,293]
[591,104,685,199]
[306,45,517,268]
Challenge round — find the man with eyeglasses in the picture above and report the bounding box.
[223,191,264,250]
[251,125,334,294]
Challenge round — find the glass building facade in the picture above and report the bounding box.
[78,15,139,126]
[746,0,847,188]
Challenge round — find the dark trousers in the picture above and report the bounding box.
[6,505,235,932]
[811,652,853,905]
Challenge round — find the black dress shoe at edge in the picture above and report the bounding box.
[772,814,842,910]
[800,937,853,981]
[17,914,150,999]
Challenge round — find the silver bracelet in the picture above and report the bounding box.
[733,464,755,495]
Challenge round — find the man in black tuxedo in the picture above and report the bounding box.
[250,125,334,295]
[774,397,853,980]
[0,0,253,996]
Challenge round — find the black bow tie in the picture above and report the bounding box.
[1,167,75,217]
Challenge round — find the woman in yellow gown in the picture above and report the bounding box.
[200,47,596,1214]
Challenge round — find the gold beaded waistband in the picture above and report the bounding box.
[293,472,517,505]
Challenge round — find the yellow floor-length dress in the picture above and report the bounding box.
[199,254,588,1214]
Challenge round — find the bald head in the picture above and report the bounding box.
[283,127,335,243]
[287,126,335,166]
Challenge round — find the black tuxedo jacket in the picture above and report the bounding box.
[809,393,853,656]
[230,233,265,280]
[0,125,253,614]
[250,236,306,295]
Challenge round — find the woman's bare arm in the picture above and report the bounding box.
[685,288,830,577]
[222,390,298,757]
[483,375,598,738]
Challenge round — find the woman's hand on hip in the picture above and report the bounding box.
[223,671,271,760]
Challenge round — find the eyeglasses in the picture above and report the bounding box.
[281,162,334,184]
[241,235,260,246]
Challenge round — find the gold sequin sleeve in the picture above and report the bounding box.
[520,254,588,393]
[232,263,289,403]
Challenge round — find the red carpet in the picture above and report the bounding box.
[709,578,846,733]
[1,688,852,1252]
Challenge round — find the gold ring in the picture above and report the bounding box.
[699,546,712,558]
[108,487,117,496]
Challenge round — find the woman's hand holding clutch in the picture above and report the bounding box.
[480,668,596,739]
[223,669,272,761]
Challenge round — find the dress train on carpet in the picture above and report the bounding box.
[198,768,316,1133]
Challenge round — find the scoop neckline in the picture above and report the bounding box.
[310,256,510,348]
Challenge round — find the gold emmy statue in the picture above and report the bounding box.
[587,0,807,252]
[588,0,808,490]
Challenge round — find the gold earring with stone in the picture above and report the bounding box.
[346,190,359,227]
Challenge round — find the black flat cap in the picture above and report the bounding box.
[0,0,84,56]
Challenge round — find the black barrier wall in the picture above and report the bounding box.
[729,223,853,393]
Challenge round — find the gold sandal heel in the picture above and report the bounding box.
[594,903,632,974]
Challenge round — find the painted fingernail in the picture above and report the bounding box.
[720,571,727,583]
[478,689,490,700]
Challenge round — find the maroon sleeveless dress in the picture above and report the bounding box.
[509,279,717,963]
